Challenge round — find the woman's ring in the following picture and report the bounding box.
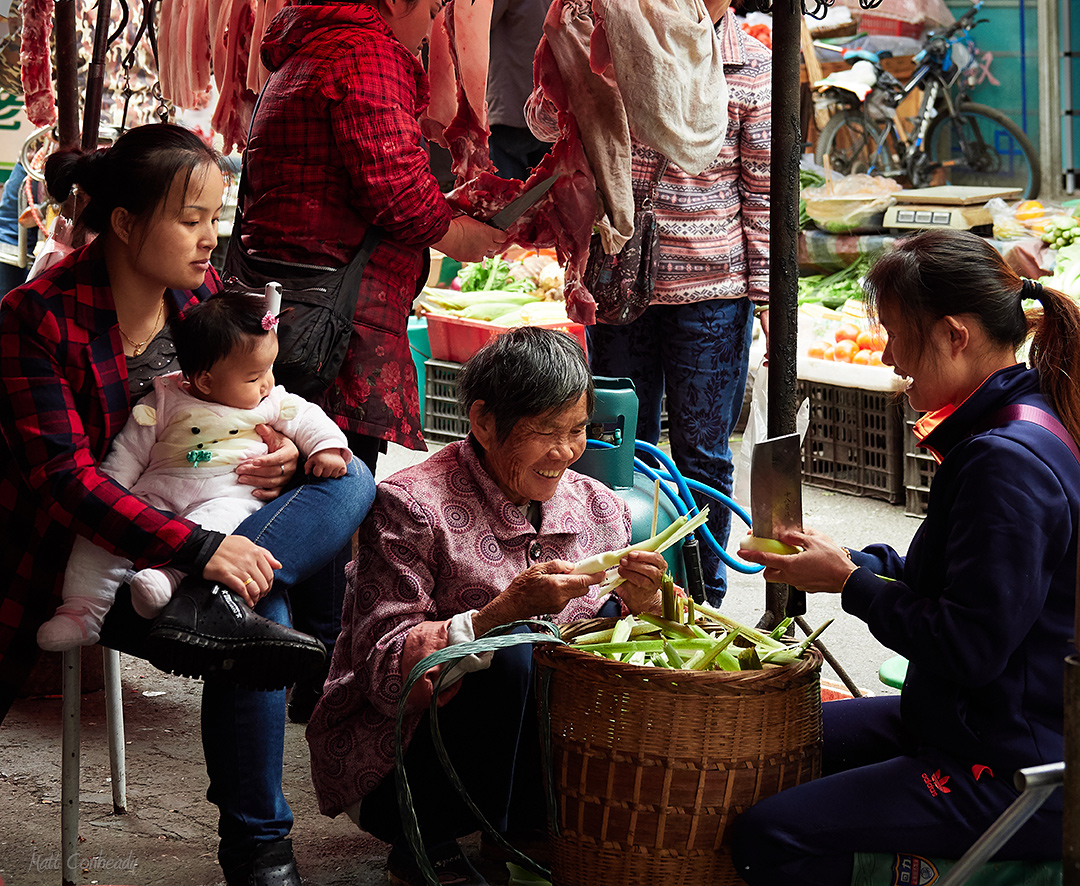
[242,577,254,586]
[280,464,285,476]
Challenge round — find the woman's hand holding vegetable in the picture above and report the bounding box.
[611,550,667,614]
[203,535,283,606]
[472,560,604,636]
[435,215,508,263]
[737,527,857,594]
[235,424,300,500]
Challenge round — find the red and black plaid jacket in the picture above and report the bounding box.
[239,3,454,449]
[0,238,216,719]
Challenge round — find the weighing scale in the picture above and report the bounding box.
[883,185,1022,231]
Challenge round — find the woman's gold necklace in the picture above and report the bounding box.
[118,298,165,357]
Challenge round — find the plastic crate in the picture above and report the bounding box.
[798,379,905,503]
[903,403,938,518]
[856,13,924,39]
[424,359,671,447]
[423,359,471,445]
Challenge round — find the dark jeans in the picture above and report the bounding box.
[588,298,754,604]
[730,696,1064,885]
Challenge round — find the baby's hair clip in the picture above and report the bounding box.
[261,311,279,331]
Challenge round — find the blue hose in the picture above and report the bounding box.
[585,439,763,574]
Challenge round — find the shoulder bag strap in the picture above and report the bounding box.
[975,404,1080,467]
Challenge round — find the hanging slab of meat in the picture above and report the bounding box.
[592,0,726,176]
[210,0,257,154]
[245,0,286,92]
[422,0,496,180]
[20,0,56,127]
[159,0,213,111]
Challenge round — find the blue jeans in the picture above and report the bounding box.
[204,459,375,871]
[588,299,754,604]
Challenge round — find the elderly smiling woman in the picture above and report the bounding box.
[306,327,667,886]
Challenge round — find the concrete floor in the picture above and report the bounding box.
[0,438,922,886]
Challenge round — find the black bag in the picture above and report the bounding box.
[582,156,669,326]
[223,216,381,399]
[221,80,384,399]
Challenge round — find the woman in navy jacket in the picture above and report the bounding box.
[732,229,1080,884]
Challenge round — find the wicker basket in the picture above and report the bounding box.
[534,621,823,886]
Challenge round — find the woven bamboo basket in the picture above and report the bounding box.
[533,620,823,886]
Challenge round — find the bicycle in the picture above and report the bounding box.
[813,0,1041,199]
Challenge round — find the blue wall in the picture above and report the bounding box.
[944,0,1039,154]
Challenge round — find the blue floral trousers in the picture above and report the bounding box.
[587,297,754,605]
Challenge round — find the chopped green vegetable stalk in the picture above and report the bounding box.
[571,508,710,576]
[737,646,763,670]
[761,618,834,665]
[660,572,677,621]
[638,612,696,639]
[768,617,794,640]
[662,641,685,670]
[684,628,739,670]
[693,600,785,651]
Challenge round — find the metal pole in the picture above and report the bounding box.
[61,649,80,886]
[53,0,81,148]
[82,0,115,151]
[766,0,804,622]
[1065,654,1079,885]
[103,648,128,815]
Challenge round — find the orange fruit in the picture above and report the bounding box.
[832,339,858,362]
[835,323,861,343]
[856,328,887,351]
[807,341,828,359]
[869,350,884,366]
[823,344,836,361]
[1014,200,1044,221]
[852,348,872,365]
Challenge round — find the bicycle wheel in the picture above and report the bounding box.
[925,102,1041,199]
[815,111,901,178]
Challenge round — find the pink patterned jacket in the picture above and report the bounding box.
[306,438,632,817]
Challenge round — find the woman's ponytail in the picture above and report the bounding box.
[43,147,110,228]
[1028,283,1080,447]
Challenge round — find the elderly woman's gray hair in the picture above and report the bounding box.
[458,327,595,443]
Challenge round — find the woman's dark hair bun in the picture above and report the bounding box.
[43,147,107,204]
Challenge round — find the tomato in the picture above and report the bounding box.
[869,350,884,366]
[823,344,836,361]
[856,328,887,351]
[852,348,872,365]
[832,339,858,362]
[834,323,861,344]
[449,276,463,291]
[807,341,829,360]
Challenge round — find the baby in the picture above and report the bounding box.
[37,288,352,651]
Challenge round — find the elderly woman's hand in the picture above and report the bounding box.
[736,527,857,594]
[472,560,604,636]
[235,424,300,501]
[613,550,666,614]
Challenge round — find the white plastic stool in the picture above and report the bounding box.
[61,647,127,885]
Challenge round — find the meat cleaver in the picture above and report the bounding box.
[750,432,806,616]
[486,174,558,230]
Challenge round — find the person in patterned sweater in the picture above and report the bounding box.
[588,0,771,606]
[307,328,668,886]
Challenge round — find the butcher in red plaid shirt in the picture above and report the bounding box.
[238,1,503,462]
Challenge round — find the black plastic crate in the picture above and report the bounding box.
[903,403,937,518]
[798,379,904,503]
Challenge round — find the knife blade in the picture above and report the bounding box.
[487,175,558,230]
[750,433,806,616]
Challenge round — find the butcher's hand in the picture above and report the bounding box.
[614,550,667,615]
[235,424,300,500]
[736,527,856,594]
[203,535,283,607]
[435,215,508,263]
[472,560,604,636]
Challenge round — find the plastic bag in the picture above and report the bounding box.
[732,358,810,510]
[803,174,902,234]
[27,216,83,281]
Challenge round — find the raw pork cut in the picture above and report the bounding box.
[20,0,56,127]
